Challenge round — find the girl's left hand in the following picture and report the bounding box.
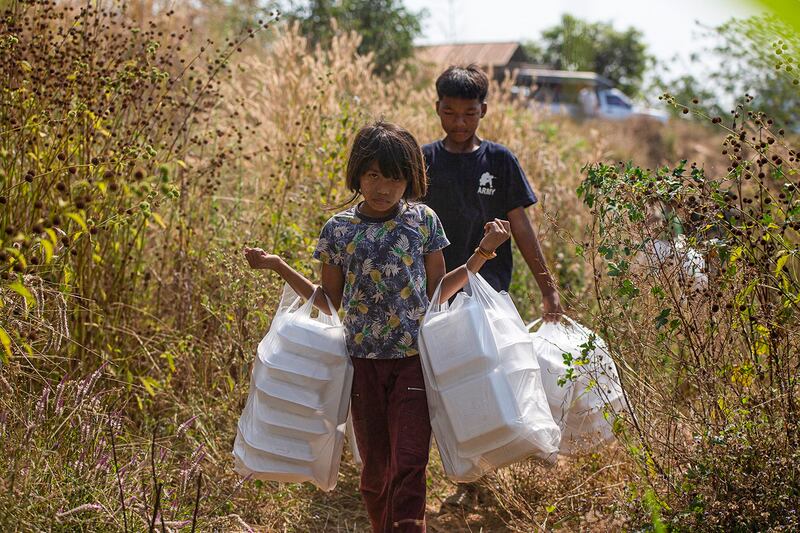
[243,246,281,270]
[479,218,511,253]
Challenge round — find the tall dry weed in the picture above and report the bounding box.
[577,100,800,529]
[0,5,745,530]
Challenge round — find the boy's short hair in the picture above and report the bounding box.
[435,64,489,102]
[346,121,427,201]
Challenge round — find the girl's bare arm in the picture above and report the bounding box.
[244,247,344,314]
[424,250,488,302]
[424,219,511,304]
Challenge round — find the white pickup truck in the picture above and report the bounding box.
[514,69,668,123]
[589,88,668,123]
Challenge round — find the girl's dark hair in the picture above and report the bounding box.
[345,121,427,201]
[435,64,489,102]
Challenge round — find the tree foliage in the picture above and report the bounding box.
[658,15,800,130]
[285,0,425,75]
[523,14,651,96]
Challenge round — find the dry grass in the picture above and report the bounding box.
[5,3,789,531]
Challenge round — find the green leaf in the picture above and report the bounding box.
[161,351,176,373]
[20,341,33,356]
[63,264,74,287]
[41,239,54,264]
[0,325,12,363]
[8,281,36,308]
[66,212,88,232]
[729,246,743,264]
[44,228,57,245]
[607,260,629,277]
[618,279,640,298]
[150,212,166,229]
[775,252,790,276]
[654,308,671,330]
[139,376,160,397]
[599,245,616,259]
[6,247,27,268]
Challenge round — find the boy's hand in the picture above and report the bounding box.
[243,246,281,270]
[542,290,564,322]
[479,218,511,253]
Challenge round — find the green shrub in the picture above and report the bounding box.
[578,100,800,528]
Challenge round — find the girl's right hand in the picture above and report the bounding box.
[479,218,511,254]
[243,246,281,270]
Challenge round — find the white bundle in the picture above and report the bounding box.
[529,317,627,455]
[420,272,561,482]
[233,285,353,491]
[633,236,708,294]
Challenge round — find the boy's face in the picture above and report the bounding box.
[436,96,486,144]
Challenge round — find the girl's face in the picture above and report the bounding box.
[358,160,407,218]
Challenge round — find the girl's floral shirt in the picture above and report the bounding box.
[313,203,449,359]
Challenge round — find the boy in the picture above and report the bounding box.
[422,64,563,512]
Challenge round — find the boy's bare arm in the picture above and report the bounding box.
[506,207,564,320]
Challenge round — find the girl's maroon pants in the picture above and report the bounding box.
[350,356,432,533]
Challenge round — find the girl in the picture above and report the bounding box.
[244,121,510,533]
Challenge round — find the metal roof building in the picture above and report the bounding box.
[415,42,617,106]
[415,42,535,74]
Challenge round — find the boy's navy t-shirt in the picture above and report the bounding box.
[422,139,537,291]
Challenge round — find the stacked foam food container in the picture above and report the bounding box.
[233,288,353,491]
[420,272,561,482]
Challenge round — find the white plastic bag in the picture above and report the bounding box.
[419,271,561,482]
[233,284,353,491]
[632,236,708,294]
[529,317,627,455]
[346,411,362,467]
